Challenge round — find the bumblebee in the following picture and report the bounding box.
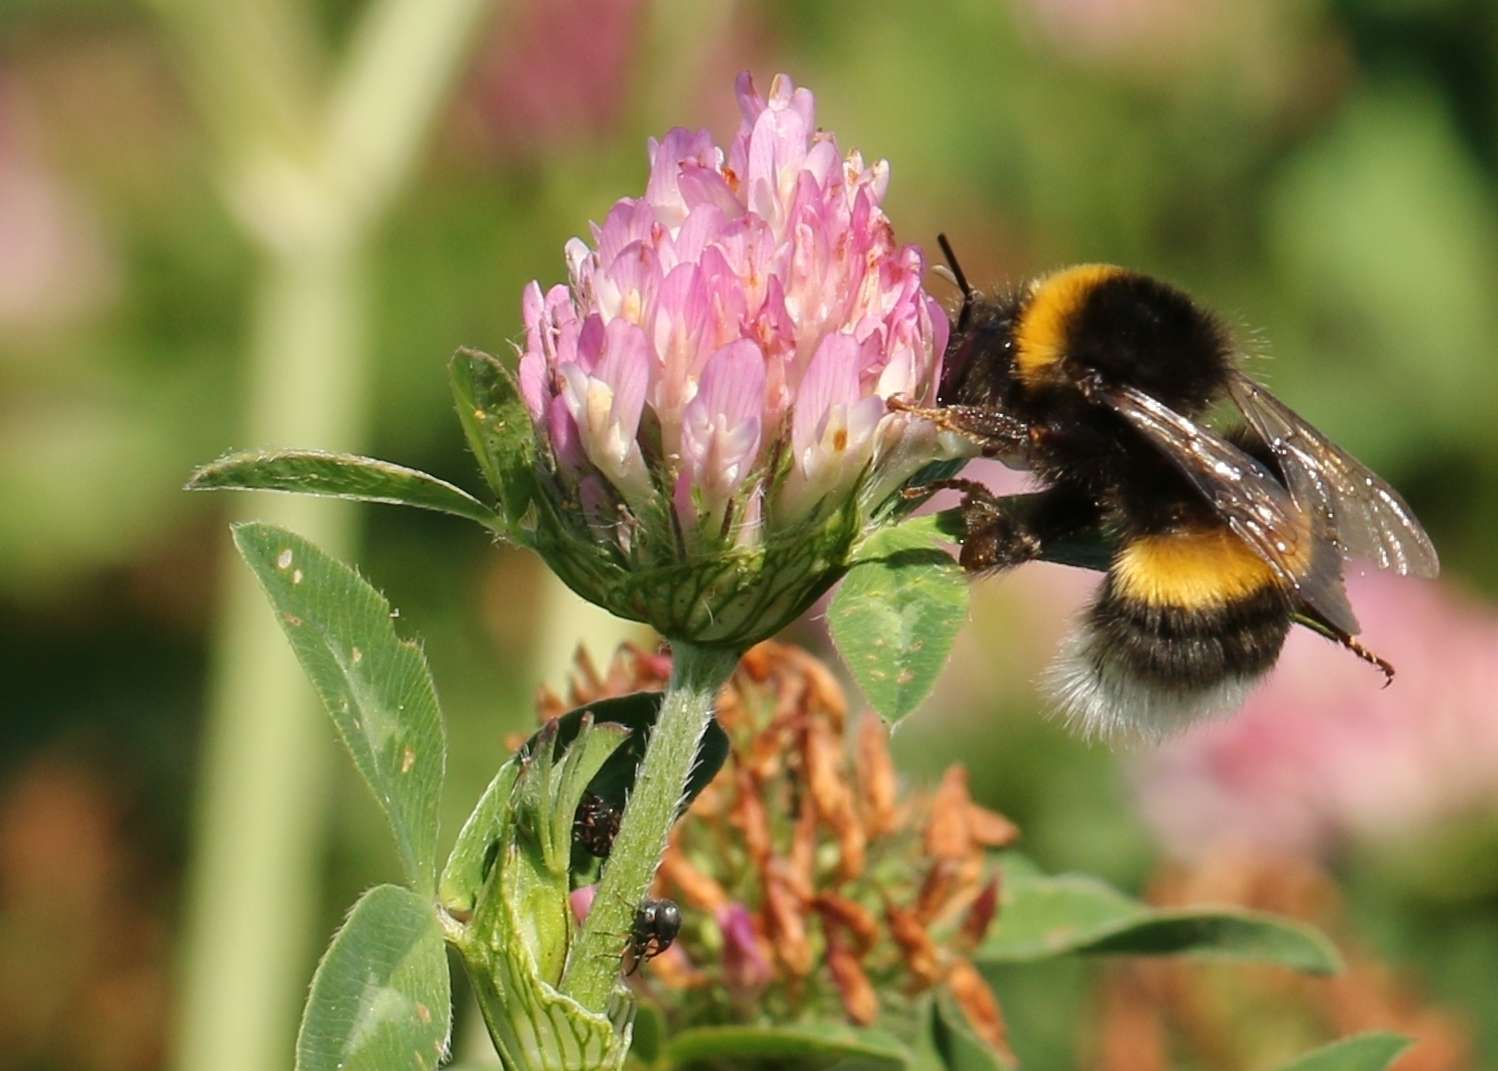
[896,236,1439,739]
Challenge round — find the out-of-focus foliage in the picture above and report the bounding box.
[4,0,1496,1068]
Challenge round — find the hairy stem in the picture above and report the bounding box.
[561,642,741,1010]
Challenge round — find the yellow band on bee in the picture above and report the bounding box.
[1014,264,1127,384]
[1113,527,1280,610]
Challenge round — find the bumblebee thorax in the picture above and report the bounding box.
[1013,264,1130,387]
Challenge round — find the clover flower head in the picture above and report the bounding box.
[513,72,956,645]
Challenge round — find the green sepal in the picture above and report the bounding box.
[439,758,522,917]
[188,448,502,529]
[470,716,630,985]
[451,717,637,1071]
[438,692,730,917]
[449,347,538,532]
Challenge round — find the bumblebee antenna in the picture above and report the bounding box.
[937,232,976,333]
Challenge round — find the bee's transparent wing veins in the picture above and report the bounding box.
[1098,383,1361,637]
[1228,371,1439,579]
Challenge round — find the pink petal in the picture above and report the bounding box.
[677,165,744,220]
[792,333,860,458]
[576,313,607,373]
[521,279,545,336]
[695,338,766,430]
[546,392,584,472]
[672,204,729,265]
[734,70,764,126]
[645,127,718,224]
[518,351,547,422]
[597,317,652,435]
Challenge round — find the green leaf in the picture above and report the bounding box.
[628,1004,666,1068]
[234,523,445,890]
[929,993,1016,1071]
[829,521,970,722]
[296,885,451,1071]
[188,448,501,529]
[978,870,1341,974]
[663,1023,912,1070]
[1275,1033,1412,1071]
[449,347,537,529]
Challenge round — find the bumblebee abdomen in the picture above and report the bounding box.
[1089,576,1291,690]
[1044,526,1292,739]
[1014,267,1234,417]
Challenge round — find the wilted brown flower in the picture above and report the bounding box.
[549,640,1016,1058]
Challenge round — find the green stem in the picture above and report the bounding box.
[561,641,741,1010]
[173,244,368,1071]
[160,0,494,1065]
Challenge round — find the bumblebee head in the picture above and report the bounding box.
[937,297,1022,407]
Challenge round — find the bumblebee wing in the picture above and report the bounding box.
[1227,371,1439,579]
[1098,383,1361,636]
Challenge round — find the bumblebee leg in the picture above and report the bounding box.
[887,397,1031,456]
[1297,605,1397,686]
[900,477,1002,503]
[1340,635,1396,686]
[959,483,1106,576]
[958,498,1042,574]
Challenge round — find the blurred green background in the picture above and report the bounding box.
[3,1,1496,1069]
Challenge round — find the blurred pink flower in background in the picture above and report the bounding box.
[1016,0,1212,59]
[0,84,116,334]
[1133,574,1498,859]
[518,71,953,546]
[717,901,773,999]
[471,0,645,155]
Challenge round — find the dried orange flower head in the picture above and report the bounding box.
[550,640,1017,1060]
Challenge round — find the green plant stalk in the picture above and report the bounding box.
[173,245,368,1071]
[161,0,494,1066]
[561,642,741,1010]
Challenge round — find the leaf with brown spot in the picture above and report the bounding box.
[234,524,445,891]
[295,885,450,1071]
[829,520,969,722]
